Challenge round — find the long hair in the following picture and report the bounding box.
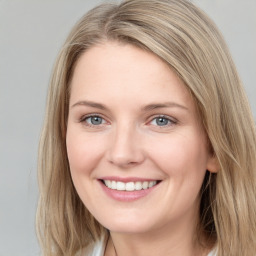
[37,0,256,255]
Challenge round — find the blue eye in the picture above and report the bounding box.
[150,116,174,127]
[84,116,105,126]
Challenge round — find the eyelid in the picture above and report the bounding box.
[78,113,177,128]
[79,113,109,126]
[147,114,178,127]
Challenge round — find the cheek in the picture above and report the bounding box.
[150,133,208,171]
[66,130,107,211]
[147,131,209,200]
[66,130,105,176]
[148,134,208,217]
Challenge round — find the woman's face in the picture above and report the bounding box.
[66,42,217,234]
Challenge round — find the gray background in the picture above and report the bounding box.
[0,0,255,255]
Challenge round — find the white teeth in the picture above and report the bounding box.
[116,181,126,190]
[105,180,111,188]
[112,181,117,189]
[149,181,154,188]
[126,182,135,191]
[103,180,157,191]
[135,181,142,190]
[142,181,148,189]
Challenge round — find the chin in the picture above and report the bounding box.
[99,217,155,234]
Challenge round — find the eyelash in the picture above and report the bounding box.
[148,115,177,128]
[79,114,177,128]
[79,114,108,128]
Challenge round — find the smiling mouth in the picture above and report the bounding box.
[101,180,160,191]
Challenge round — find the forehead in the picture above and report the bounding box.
[69,41,193,110]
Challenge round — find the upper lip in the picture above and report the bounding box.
[99,176,161,182]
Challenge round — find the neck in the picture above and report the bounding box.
[105,216,210,256]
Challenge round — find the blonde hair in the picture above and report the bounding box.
[37,0,256,255]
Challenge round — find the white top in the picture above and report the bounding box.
[82,236,106,256]
[82,236,217,256]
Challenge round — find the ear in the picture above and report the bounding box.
[206,154,219,173]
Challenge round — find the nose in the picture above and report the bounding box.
[106,124,145,168]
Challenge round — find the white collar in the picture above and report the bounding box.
[82,235,217,256]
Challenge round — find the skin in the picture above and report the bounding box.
[66,41,218,256]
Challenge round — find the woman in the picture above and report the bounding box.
[37,0,256,255]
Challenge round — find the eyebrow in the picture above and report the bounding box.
[71,100,108,110]
[71,100,188,111]
[141,102,188,111]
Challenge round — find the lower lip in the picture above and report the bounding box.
[99,181,159,202]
